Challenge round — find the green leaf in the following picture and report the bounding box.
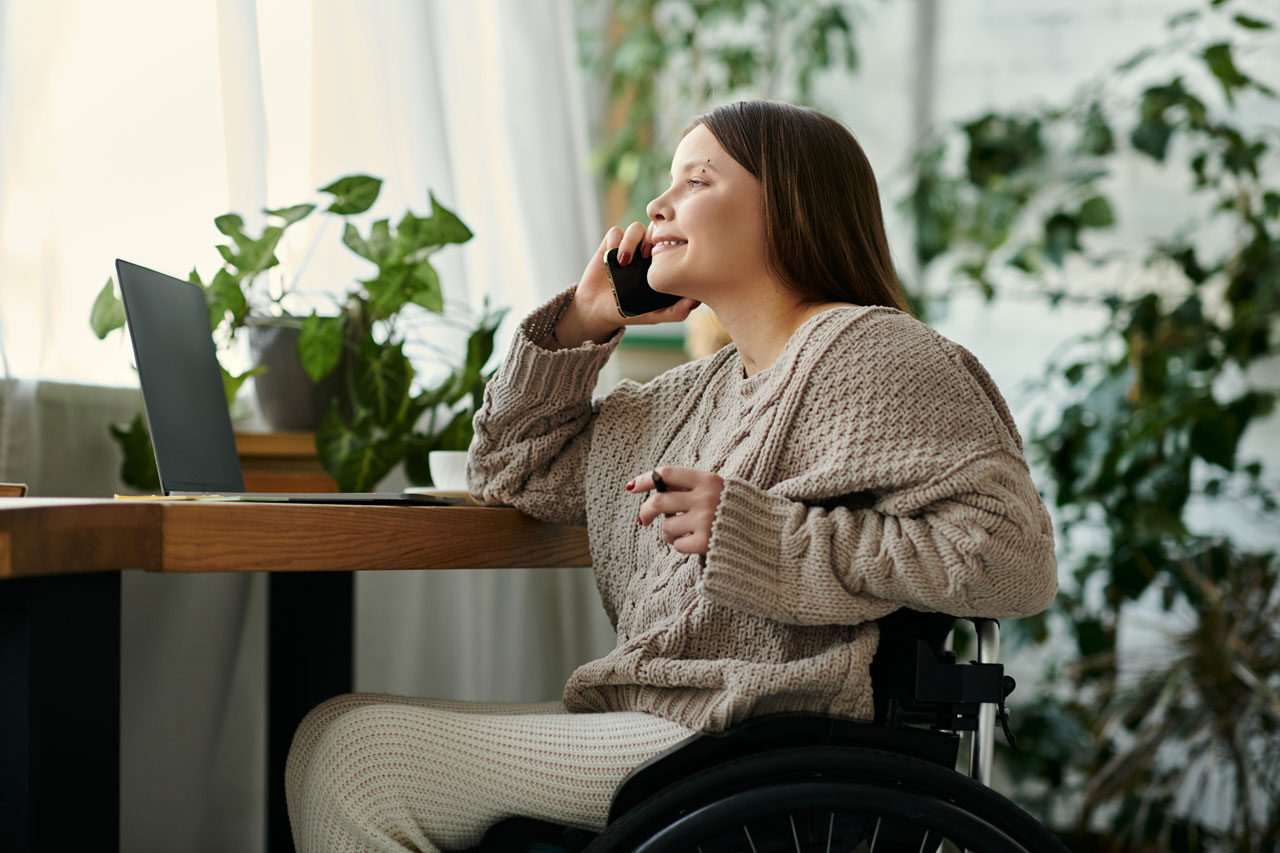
[1074,618,1112,658]
[233,225,284,275]
[426,193,472,244]
[963,114,1044,186]
[1233,13,1271,30]
[1077,102,1115,156]
[1202,43,1250,104]
[354,340,412,425]
[1007,246,1040,274]
[336,439,401,493]
[1190,408,1241,470]
[315,405,399,492]
[315,407,401,492]
[264,203,316,226]
[397,195,473,252]
[90,278,126,339]
[364,268,410,319]
[297,314,346,381]
[214,213,245,238]
[463,312,502,377]
[1079,195,1115,228]
[1130,119,1173,161]
[367,219,393,263]
[342,222,373,261]
[1264,191,1280,219]
[206,268,248,330]
[1116,46,1153,72]
[320,174,383,215]
[407,260,444,313]
[403,432,433,485]
[221,364,266,406]
[1043,213,1081,265]
[315,404,359,478]
[108,412,160,492]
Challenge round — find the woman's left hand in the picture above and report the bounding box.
[628,466,725,555]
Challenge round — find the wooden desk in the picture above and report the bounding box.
[0,498,591,853]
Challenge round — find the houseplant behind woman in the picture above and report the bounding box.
[285,100,1059,852]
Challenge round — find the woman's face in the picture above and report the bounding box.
[644,124,770,300]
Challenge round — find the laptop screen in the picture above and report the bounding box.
[115,259,246,494]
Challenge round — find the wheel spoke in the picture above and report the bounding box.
[869,817,882,852]
[743,824,758,853]
[826,811,834,853]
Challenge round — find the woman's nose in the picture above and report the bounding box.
[646,191,669,222]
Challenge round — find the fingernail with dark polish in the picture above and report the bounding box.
[625,480,634,491]
[618,251,631,266]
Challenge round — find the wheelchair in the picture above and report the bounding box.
[470,609,1067,852]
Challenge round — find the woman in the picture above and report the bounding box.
[286,100,1058,852]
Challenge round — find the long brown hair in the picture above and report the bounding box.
[693,101,911,315]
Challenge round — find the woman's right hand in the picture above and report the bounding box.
[552,223,701,348]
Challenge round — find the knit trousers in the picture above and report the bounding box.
[285,693,696,852]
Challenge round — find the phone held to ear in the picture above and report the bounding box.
[604,247,682,317]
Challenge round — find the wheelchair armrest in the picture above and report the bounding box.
[913,638,1004,705]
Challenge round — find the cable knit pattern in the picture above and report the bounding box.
[285,695,693,852]
[470,290,1058,732]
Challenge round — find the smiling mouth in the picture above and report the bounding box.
[651,240,687,254]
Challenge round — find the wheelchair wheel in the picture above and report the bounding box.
[587,746,1066,853]
[636,782,1023,852]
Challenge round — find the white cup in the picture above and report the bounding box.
[427,450,469,492]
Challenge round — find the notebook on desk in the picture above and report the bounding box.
[115,259,462,506]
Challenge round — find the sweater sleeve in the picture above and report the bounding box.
[700,453,1058,624]
[466,288,622,526]
[699,311,1057,624]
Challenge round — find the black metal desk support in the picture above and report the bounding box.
[1,569,353,853]
[1,573,121,853]
[267,572,353,853]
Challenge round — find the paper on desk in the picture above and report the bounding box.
[112,494,288,502]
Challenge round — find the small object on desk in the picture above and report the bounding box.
[114,494,244,501]
[427,450,470,492]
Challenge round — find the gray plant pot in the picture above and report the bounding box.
[247,322,348,432]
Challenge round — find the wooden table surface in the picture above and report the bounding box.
[0,497,592,578]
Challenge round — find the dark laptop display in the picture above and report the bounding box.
[115,259,458,505]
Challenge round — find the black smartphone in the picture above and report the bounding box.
[604,247,681,317]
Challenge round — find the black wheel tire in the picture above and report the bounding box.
[635,781,1025,853]
[586,746,1066,853]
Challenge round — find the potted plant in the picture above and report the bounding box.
[91,175,506,492]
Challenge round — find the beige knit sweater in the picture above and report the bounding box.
[468,288,1057,732]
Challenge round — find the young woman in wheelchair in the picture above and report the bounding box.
[285,99,1058,852]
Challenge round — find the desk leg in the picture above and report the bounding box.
[267,572,353,853]
[0,573,121,853]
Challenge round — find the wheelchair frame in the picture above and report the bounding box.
[473,612,1063,853]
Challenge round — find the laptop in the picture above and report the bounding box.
[115,258,462,506]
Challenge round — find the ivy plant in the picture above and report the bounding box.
[92,176,506,492]
[908,1,1279,848]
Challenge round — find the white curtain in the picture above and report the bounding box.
[0,1,612,850]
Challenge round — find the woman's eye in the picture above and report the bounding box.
[685,179,706,188]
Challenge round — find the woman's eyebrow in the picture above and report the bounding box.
[668,160,719,180]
